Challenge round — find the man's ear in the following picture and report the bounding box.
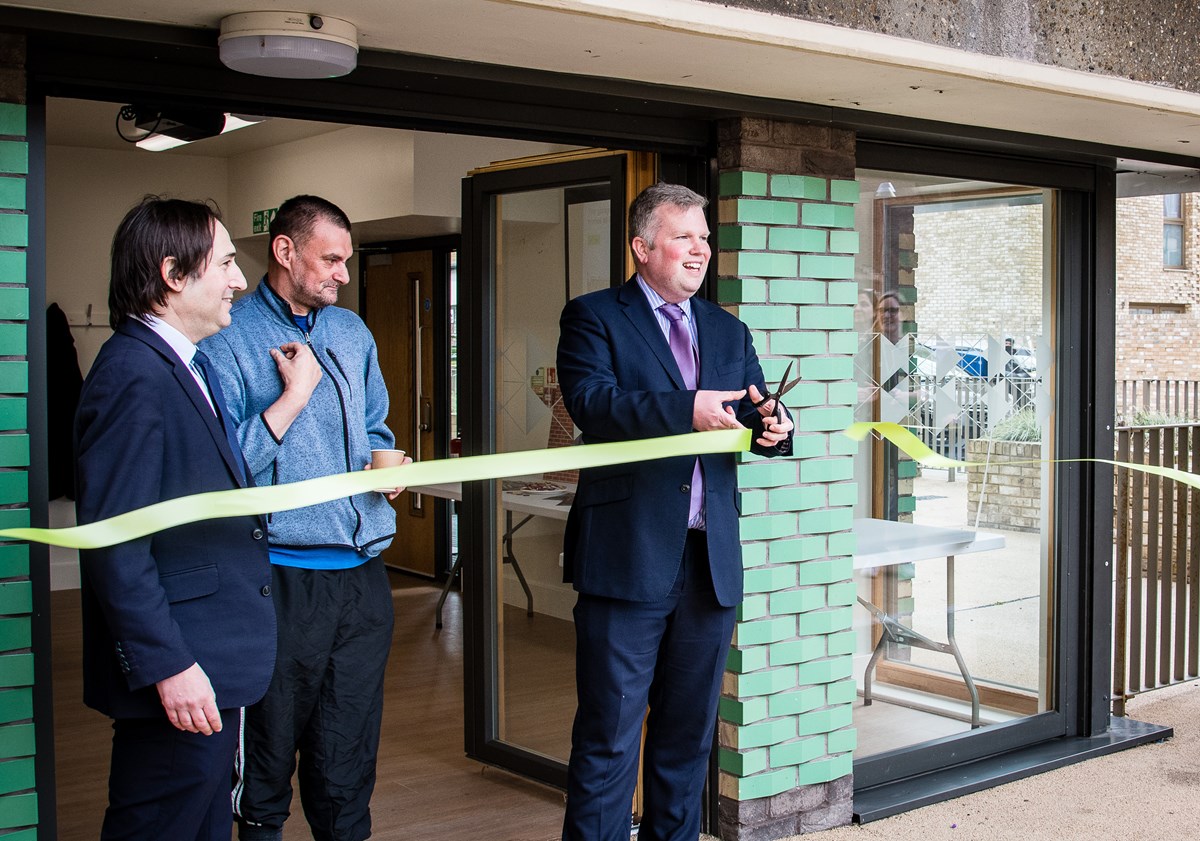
[160,257,187,292]
[631,235,651,265]
[271,234,295,268]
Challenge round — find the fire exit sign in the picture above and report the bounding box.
[252,207,278,234]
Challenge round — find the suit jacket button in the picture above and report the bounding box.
[261,585,271,597]
[681,484,690,493]
[252,528,265,540]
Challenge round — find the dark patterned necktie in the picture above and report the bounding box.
[192,350,247,483]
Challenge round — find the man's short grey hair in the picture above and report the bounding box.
[628,182,708,249]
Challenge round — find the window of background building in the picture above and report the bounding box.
[1164,193,1184,268]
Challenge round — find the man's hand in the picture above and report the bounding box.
[748,384,794,448]
[156,663,221,735]
[693,389,747,431]
[363,454,414,501]
[263,342,322,439]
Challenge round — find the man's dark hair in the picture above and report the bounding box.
[108,196,221,329]
[628,182,707,249]
[268,194,352,263]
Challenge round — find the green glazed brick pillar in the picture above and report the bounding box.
[714,117,858,840]
[0,32,38,839]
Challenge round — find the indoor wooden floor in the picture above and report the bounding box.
[50,574,570,841]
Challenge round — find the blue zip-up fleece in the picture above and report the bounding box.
[200,280,396,556]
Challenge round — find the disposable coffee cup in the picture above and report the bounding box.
[371,449,406,493]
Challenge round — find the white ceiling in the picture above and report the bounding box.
[16,0,1200,162]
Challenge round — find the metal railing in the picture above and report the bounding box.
[1112,422,1200,714]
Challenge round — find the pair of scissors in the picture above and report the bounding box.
[754,360,801,424]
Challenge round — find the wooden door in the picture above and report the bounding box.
[364,250,437,576]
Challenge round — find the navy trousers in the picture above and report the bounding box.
[563,530,737,841]
[101,709,241,841]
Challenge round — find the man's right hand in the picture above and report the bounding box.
[156,662,221,735]
[263,342,322,439]
[693,389,747,431]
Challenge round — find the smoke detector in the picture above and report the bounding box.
[219,12,358,79]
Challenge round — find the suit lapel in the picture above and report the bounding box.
[617,277,687,390]
[692,298,723,389]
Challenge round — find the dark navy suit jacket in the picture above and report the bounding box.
[557,278,791,608]
[74,319,275,719]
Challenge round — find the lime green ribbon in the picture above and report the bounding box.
[1,429,751,549]
[846,421,1200,491]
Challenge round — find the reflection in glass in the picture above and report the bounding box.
[852,171,1056,757]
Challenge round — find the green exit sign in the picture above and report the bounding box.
[252,207,278,234]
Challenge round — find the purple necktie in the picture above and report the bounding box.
[661,303,704,528]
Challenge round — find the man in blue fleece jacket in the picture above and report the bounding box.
[201,195,404,841]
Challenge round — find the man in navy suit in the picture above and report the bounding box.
[74,197,276,841]
[557,182,794,841]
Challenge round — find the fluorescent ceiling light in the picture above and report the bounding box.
[136,113,264,152]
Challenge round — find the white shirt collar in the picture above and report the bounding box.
[636,274,693,319]
[139,314,198,368]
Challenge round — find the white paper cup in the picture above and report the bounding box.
[371,449,406,492]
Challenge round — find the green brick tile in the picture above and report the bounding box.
[829,230,860,254]
[792,433,829,459]
[0,436,28,468]
[719,224,768,251]
[0,655,32,689]
[771,536,826,564]
[798,409,853,435]
[826,281,859,305]
[771,175,827,200]
[734,616,796,647]
[768,685,825,717]
[799,455,854,482]
[897,459,919,479]
[796,704,853,736]
[826,380,858,404]
[735,666,797,697]
[727,199,798,226]
[736,252,797,278]
[719,277,767,304]
[0,618,29,652]
[898,595,915,613]
[733,716,797,749]
[770,331,827,358]
[0,106,25,138]
[0,722,34,759]
[720,695,769,725]
[896,561,916,581]
[0,511,29,533]
[729,766,797,800]
[719,746,768,776]
[829,434,859,456]
[770,587,826,615]
[741,513,797,542]
[827,482,857,507]
[744,564,797,594]
[739,490,767,516]
[796,657,855,686]
[827,728,858,755]
[737,460,796,488]
[727,645,769,674]
[741,542,768,569]
[797,607,854,637]
[799,254,855,280]
[0,325,24,356]
[769,636,824,665]
[0,472,27,505]
[797,753,853,785]
[0,179,24,212]
[0,828,36,841]
[0,289,26,321]
[797,508,852,534]
[768,279,825,304]
[0,363,28,394]
[780,382,826,409]
[0,689,31,725]
[0,547,27,580]
[0,143,27,176]
[829,179,859,203]
[768,227,827,252]
[760,357,796,384]
[801,203,855,229]
[797,305,853,330]
[826,678,858,705]
[0,757,34,796]
[799,357,854,381]
[826,582,857,608]
[769,735,826,768]
[0,215,27,249]
[0,584,30,617]
[798,556,853,585]
[826,631,857,657]
[737,594,768,623]
[0,252,25,285]
[767,485,825,512]
[720,171,768,197]
[738,304,797,331]
[897,494,917,514]
[825,530,855,558]
[0,792,37,829]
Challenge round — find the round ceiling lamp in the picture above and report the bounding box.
[219,12,358,79]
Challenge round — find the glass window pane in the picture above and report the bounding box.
[1164,193,1182,219]
[1164,224,1184,267]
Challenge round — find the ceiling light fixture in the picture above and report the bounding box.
[115,106,265,152]
[218,12,358,79]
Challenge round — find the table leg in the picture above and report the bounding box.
[435,552,464,630]
[503,511,535,618]
[945,554,981,728]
